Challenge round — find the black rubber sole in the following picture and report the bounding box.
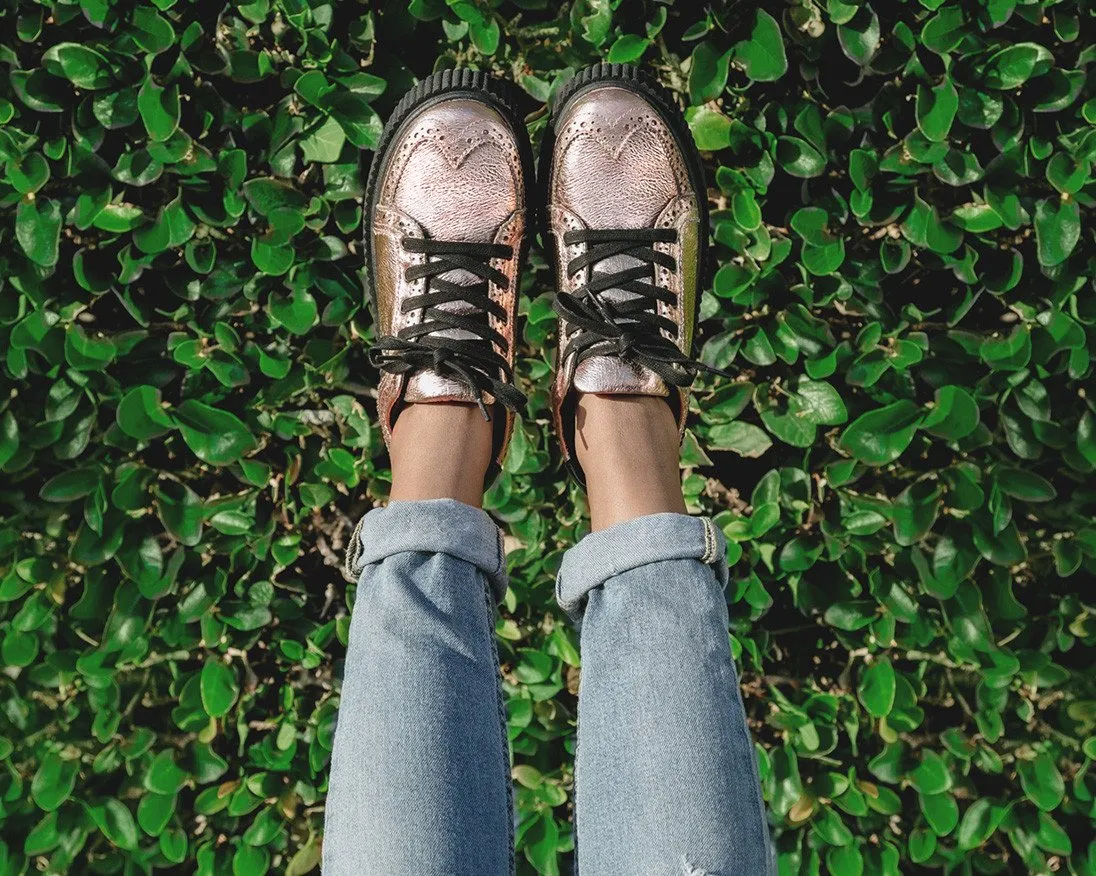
[539,61,711,348]
[362,67,536,325]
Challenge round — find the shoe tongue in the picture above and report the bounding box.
[575,246,667,396]
[423,264,480,344]
[405,252,487,403]
[591,251,643,309]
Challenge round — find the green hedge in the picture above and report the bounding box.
[1,0,1094,873]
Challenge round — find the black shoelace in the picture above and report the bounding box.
[553,228,727,385]
[369,237,525,419]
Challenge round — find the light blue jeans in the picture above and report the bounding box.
[324,499,772,875]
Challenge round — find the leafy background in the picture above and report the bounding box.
[1,0,1094,873]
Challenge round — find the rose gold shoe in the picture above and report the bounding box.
[364,69,534,477]
[542,63,714,483]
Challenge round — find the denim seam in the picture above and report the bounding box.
[572,730,580,876]
[492,526,507,597]
[721,658,771,870]
[481,578,515,874]
[343,513,367,581]
[700,518,716,565]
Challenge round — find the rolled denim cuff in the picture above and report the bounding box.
[556,513,729,625]
[345,498,508,602]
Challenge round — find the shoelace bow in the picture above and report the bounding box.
[553,227,728,385]
[369,236,525,419]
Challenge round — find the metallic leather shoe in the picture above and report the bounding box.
[364,68,534,475]
[543,63,713,482]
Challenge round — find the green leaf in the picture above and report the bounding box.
[160,827,188,862]
[732,190,761,231]
[133,193,195,254]
[826,842,863,875]
[921,7,964,53]
[813,804,853,846]
[523,810,561,875]
[706,421,773,458]
[838,401,924,466]
[921,386,979,441]
[327,93,383,149]
[760,395,816,448]
[93,203,146,233]
[91,799,139,851]
[300,115,346,164]
[0,411,18,469]
[713,263,754,298]
[849,149,878,191]
[1034,811,1072,856]
[233,843,271,876]
[16,197,62,267]
[859,657,894,719]
[137,78,180,142]
[9,153,50,194]
[138,792,176,837]
[1017,754,1064,811]
[1078,411,1096,467]
[920,791,960,836]
[996,467,1056,503]
[145,750,187,795]
[734,10,787,82]
[200,659,239,718]
[838,7,880,66]
[242,177,308,217]
[981,326,1031,372]
[40,468,99,502]
[1034,197,1080,267]
[916,78,958,142]
[802,240,845,275]
[269,288,318,335]
[901,196,963,254]
[950,203,1002,232]
[796,380,848,425]
[576,0,611,46]
[910,750,951,795]
[790,207,832,245]
[285,838,322,876]
[608,34,650,64]
[776,137,826,178]
[173,400,258,466]
[688,41,731,104]
[31,753,79,812]
[688,106,732,151]
[468,16,500,55]
[117,386,175,441]
[957,798,1004,850]
[893,481,942,546]
[825,600,877,631]
[983,42,1054,89]
[251,239,295,276]
[42,43,113,90]
[131,7,176,53]
[858,657,896,717]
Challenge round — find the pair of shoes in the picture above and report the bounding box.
[364,63,710,483]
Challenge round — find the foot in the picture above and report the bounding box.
[543,62,711,486]
[574,393,687,531]
[365,69,534,482]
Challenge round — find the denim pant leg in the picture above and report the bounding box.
[558,513,773,876]
[324,499,513,876]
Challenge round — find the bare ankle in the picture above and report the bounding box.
[389,403,494,507]
[574,393,686,531]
